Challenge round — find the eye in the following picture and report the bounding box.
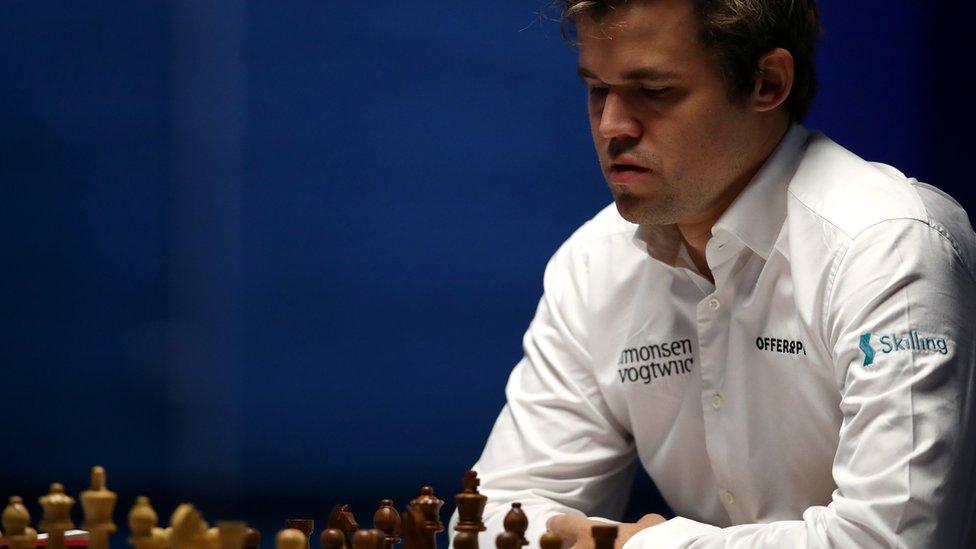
[588,86,609,97]
[641,87,670,97]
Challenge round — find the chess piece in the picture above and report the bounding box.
[351,530,385,549]
[128,496,159,549]
[454,471,487,547]
[81,466,118,549]
[319,528,345,549]
[217,521,249,549]
[206,527,222,549]
[244,527,262,549]
[276,529,306,549]
[169,503,209,549]
[409,487,443,549]
[493,532,519,549]
[590,525,617,549]
[3,496,39,549]
[40,483,75,549]
[398,505,428,549]
[538,532,562,549]
[372,500,400,549]
[327,504,359,548]
[284,520,314,549]
[501,504,527,547]
[452,532,477,549]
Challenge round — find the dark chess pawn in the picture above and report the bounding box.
[539,532,563,549]
[453,471,486,540]
[320,528,346,549]
[591,525,617,549]
[372,500,401,549]
[351,530,385,549]
[494,532,520,549]
[244,527,263,549]
[502,504,527,547]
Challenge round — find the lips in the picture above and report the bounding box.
[609,163,651,184]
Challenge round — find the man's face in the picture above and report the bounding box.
[577,0,759,226]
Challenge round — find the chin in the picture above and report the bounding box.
[610,188,677,225]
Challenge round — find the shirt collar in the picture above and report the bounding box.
[631,123,810,264]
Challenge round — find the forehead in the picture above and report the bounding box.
[576,0,705,77]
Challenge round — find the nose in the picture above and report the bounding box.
[598,89,641,140]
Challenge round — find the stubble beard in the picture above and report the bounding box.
[608,181,684,226]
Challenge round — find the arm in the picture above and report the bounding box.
[449,239,638,547]
[624,219,976,548]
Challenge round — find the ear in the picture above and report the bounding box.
[752,47,794,113]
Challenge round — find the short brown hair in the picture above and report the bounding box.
[559,0,822,123]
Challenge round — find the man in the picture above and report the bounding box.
[450,0,976,547]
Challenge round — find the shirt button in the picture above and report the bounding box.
[723,490,735,505]
[710,394,724,410]
[707,298,721,310]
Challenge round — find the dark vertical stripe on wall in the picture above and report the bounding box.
[167,0,245,498]
[924,6,976,547]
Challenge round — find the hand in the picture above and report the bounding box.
[547,514,666,549]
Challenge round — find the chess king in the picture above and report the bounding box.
[450,0,976,548]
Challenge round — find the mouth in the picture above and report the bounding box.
[608,163,652,184]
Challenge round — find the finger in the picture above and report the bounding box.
[549,515,592,542]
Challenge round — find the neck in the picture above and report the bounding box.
[677,121,790,284]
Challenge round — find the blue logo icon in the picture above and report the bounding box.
[859,333,875,367]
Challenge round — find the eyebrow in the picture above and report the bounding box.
[577,65,679,82]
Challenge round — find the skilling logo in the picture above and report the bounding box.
[859,330,949,368]
[859,333,875,366]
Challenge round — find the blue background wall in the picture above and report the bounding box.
[2,0,973,541]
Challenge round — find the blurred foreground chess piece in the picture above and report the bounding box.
[284,520,314,549]
[276,529,306,549]
[454,471,486,548]
[40,483,75,549]
[81,466,117,549]
[206,527,222,549]
[319,528,345,549]
[538,532,562,549]
[372,500,400,549]
[170,503,209,549]
[398,505,428,549]
[3,496,39,549]
[217,521,249,549]
[244,527,262,549]
[128,496,160,549]
[502,504,527,547]
[590,525,617,549]
[351,529,385,549]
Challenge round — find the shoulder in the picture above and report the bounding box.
[787,131,976,274]
[562,202,638,251]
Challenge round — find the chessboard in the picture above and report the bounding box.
[0,466,620,549]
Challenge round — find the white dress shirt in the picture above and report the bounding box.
[450,125,976,548]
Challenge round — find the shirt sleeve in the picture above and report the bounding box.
[624,218,976,548]
[449,239,638,548]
